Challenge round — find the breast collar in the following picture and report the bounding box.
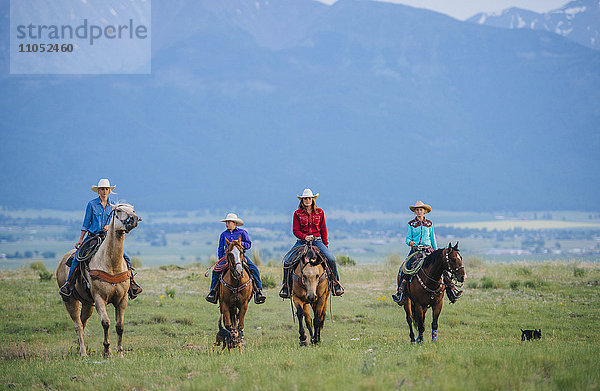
[409,218,432,228]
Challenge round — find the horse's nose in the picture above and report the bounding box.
[307,294,316,303]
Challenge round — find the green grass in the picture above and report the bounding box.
[1,261,599,390]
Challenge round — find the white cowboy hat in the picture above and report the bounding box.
[91,178,116,193]
[220,213,244,226]
[409,201,432,213]
[297,188,319,200]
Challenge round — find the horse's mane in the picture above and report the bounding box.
[422,248,444,268]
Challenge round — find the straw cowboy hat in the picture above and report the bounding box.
[297,188,319,200]
[91,178,116,193]
[220,213,244,226]
[409,201,432,213]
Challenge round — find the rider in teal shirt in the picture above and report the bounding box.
[393,201,437,305]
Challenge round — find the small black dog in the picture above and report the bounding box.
[213,316,242,353]
[521,328,542,341]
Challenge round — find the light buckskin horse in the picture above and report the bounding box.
[291,245,330,346]
[56,203,141,357]
[218,238,253,346]
[403,242,466,343]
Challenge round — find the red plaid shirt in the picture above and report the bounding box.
[292,207,329,246]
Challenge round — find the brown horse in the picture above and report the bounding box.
[218,238,253,344]
[291,245,330,346]
[403,242,466,343]
[56,203,141,357]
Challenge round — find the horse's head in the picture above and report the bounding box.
[111,203,141,234]
[445,242,466,283]
[226,238,245,279]
[300,246,325,303]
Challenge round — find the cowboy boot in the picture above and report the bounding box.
[205,288,218,304]
[392,278,407,306]
[59,281,72,300]
[332,281,344,296]
[59,265,78,300]
[279,267,291,299]
[254,288,266,304]
[128,274,143,300]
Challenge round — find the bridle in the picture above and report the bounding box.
[293,256,328,289]
[112,206,140,234]
[220,242,252,301]
[414,247,464,302]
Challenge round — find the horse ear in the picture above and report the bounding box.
[447,243,452,251]
[454,241,460,251]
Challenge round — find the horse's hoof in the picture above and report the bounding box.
[299,339,308,347]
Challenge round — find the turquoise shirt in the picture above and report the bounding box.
[405,218,437,249]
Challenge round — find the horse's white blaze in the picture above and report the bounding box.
[232,247,243,275]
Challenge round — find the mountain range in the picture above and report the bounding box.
[1,0,599,213]
[468,0,600,50]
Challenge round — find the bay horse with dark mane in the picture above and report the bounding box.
[291,244,330,346]
[218,238,253,344]
[403,242,466,343]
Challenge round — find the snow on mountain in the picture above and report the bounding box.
[467,0,600,50]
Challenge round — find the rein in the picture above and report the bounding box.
[219,273,252,302]
[413,248,463,303]
[219,243,251,302]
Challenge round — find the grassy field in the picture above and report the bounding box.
[1,259,599,390]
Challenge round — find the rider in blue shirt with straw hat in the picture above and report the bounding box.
[59,179,142,300]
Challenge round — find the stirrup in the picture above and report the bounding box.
[279,285,290,299]
[254,289,266,304]
[332,283,344,296]
[205,289,218,304]
[59,283,72,300]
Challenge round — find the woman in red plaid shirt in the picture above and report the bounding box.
[279,188,344,298]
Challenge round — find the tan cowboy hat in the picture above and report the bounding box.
[409,201,432,213]
[91,178,116,193]
[297,188,319,200]
[220,213,244,226]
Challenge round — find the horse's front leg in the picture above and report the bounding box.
[114,297,128,358]
[64,299,87,357]
[94,297,111,357]
[431,298,443,342]
[414,304,426,344]
[313,298,327,344]
[293,297,308,346]
[303,303,315,344]
[237,299,249,347]
[404,298,415,343]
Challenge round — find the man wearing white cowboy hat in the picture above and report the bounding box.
[392,201,438,305]
[205,213,266,304]
[279,188,344,298]
[59,179,143,300]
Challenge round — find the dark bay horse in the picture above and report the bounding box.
[403,243,466,343]
[218,238,253,344]
[291,245,330,346]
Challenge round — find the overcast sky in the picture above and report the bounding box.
[317,0,570,20]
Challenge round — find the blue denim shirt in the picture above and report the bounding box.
[217,227,252,259]
[81,197,114,234]
[405,218,437,250]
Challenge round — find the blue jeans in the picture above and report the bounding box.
[283,239,339,281]
[210,255,262,290]
[66,234,132,281]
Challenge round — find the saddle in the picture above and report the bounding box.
[286,244,337,288]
